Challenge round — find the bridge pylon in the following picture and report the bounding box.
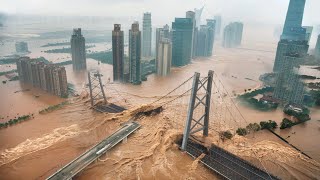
[181,70,214,151]
[88,71,107,107]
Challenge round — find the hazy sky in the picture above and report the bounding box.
[1,0,319,26]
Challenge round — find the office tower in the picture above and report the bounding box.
[273,0,309,105]
[302,26,313,44]
[156,38,172,76]
[112,24,124,82]
[273,0,308,72]
[15,42,29,53]
[222,22,243,48]
[315,34,320,59]
[156,25,170,72]
[16,57,68,97]
[214,15,222,36]
[186,11,196,59]
[194,6,204,29]
[142,13,152,57]
[71,28,86,70]
[281,0,306,41]
[172,18,193,67]
[129,22,142,85]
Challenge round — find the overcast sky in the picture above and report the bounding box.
[1,0,319,26]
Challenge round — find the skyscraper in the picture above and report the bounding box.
[142,13,152,57]
[112,24,124,82]
[273,0,309,105]
[156,25,170,72]
[214,15,222,36]
[195,19,215,57]
[71,28,86,70]
[222,22,243,48]
[206,19,216,56]
[194,6,204,29]
[157,38,172,76]
[129,22,142,85]
[186,11,196,59]
[315,34,320,59]
[281,0,306,41]
[172,18,193,67]
[273,0,308,72]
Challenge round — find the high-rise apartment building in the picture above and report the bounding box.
[129,22,142,85]
[186,11,196,59]
[156,25,170,73]
[71,28,86,70]
[142,13,152,57]
[172,18,193,67]
[156,38,172,76]
[222,22,243,48]
[112,24,124,82]
[16,57,68,97]
[315,34,320,59]
[214,15,222,36]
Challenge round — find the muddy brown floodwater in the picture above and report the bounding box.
[0,24,320,180]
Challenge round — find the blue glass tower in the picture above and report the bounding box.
[281,0,306,41]
[172,18,193,67]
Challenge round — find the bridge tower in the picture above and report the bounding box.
[181,70,214,151]
[88,71,107,107]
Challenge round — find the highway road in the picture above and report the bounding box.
[47,121,141,180]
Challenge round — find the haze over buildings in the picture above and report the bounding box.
[222,22,243,48]
[214,15,222,37]
[71,28,86,70]
[15,42,29,53]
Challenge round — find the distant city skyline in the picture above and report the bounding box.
[1,0,319,25]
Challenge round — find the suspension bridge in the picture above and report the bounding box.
[48,70,281,179]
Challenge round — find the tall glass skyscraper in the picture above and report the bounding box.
[273,0,309,105]
[129,22,142,85]
[71,28,86,70]
[156,24,170,73]
[281,0,306,41]
[172,18,193,67]
[142,12,152,57]
[112,24,124,82]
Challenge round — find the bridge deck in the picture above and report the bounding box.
[47,122,141,180]
[185,140,279,180]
